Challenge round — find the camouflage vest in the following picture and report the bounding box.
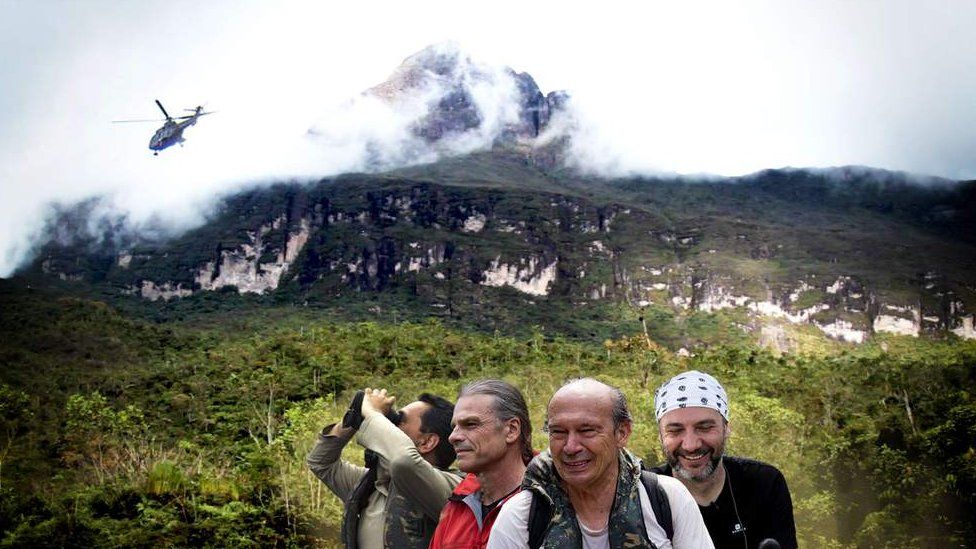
[523,449,656,549]
[341,466,438,549]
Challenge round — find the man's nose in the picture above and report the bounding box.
[448,425,462,444]
[680,433,702,451]
[564,432,583,454]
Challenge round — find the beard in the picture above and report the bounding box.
[665,437,726,482]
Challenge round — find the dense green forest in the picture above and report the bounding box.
[1,280,974,548]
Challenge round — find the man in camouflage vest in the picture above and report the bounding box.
[489,378,713,548]
[307,387,461,548]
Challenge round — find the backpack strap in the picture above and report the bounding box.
[527,490,553,549]
[641,470,673,541]
[527,473,673,547]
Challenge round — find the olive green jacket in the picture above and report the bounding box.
[306,412,462,548]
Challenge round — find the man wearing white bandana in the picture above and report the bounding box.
[651,371,797,549]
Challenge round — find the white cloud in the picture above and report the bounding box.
[2,0,975,276]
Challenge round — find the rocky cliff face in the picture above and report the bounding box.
[365,43,570,146]
[24,155,976,346]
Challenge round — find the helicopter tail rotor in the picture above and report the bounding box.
[177,105,215,119]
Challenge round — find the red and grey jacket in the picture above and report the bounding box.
[429,473,521,549]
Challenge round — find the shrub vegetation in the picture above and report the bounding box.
[1,282,974,547]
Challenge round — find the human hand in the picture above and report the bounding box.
[361,387,396,419]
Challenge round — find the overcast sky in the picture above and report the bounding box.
[2,0,975,276]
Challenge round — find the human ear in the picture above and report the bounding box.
[616,420,633,447]
[418,433,438,454]
[505,418,521,444]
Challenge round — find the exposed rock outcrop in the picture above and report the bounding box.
[366,43,570,145]
[195,217,310,295]
[482,256,558,296]
[24,154,976,346]
[138,281,192,301]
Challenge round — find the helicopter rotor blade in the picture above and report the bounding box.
[155,99,171,120]
[112,118,165,123]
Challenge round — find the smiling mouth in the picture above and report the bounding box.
[678,450,710,465]
[561,458,590,471]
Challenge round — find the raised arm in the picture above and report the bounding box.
[306,422,368,501]
[356,404,460,520]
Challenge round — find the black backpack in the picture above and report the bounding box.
[527,470,673,548]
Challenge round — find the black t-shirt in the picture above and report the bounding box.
[652,456,798,549]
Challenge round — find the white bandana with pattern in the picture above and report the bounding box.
[654,370,729,421]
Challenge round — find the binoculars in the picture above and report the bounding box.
[341,390,404,430]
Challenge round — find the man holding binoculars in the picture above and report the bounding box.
[307,387,462,548]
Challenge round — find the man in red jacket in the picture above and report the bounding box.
[429,379,533,548]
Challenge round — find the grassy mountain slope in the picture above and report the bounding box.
[0,279,974,547]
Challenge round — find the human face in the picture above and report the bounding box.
[398,401,433,447]
[658,407,729,482]
[546,387,631,492]
[449,394,513,474]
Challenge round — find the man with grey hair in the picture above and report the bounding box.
[652,371,797,549]
[489,377,713,548]
[429,379,534,548]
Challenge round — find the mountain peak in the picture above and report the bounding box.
[366,42,468,101]
[366,42,570,145]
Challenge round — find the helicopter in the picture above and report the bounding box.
[113,100,213,155]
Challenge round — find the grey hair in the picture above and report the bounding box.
[544,377,632,431]
[458,379,534,465]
